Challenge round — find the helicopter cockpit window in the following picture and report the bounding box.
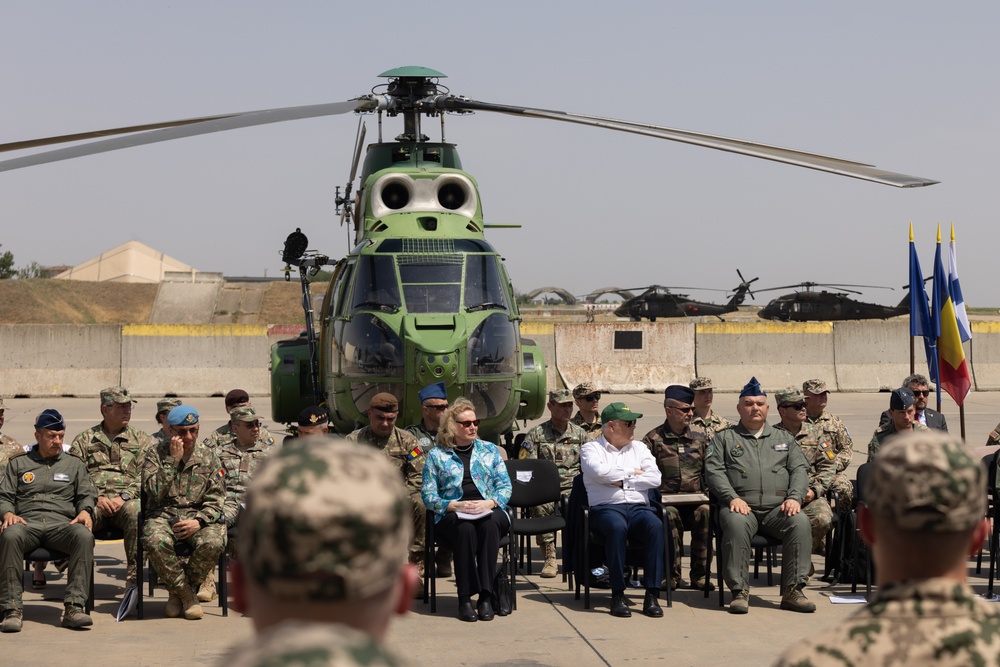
[467,312,517,376]
[350,256,401,314]
[398,255,463,313]
[331,260,355,318]
[463,255,508,312]
[339,314,405,377]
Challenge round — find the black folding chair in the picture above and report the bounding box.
[705,496,781,607]
[505,459,566,583]
[849,462,874,600]
[24,547,94,614]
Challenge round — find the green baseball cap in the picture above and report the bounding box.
[601,402,643,422]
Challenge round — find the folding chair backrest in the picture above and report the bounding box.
[855,462,872,505]
[505,459,563,508]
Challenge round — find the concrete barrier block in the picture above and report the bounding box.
[832,321,932,391]
[695,321,836,392]
[554,322,695,392]
[0,324,121,396]
[970,323,999,390]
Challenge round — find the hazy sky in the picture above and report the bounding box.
[1,2,996,307]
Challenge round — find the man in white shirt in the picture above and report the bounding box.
[581,402,664,619]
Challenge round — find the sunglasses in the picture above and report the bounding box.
[670,406,695,413]
[424,404,448,411]
[780,403,807,411]
[912,390,930,397]
[619,420,636,428]
[457,419,481,428]
[582,394,601,401]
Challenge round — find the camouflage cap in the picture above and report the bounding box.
[774,386,805,406]
[866,431,986,532]
[100,386,136,406]
[573,382,599,399]
[156,397,182,415]
[689,377,713,392]
[238,439,411,601]
[548,388,574,404]
[802,379,828,395]
[230,405,261,423]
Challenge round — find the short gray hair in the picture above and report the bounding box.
[902,374,931,389]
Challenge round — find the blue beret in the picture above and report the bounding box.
[418,382,447,402]
[167,405,200,426]
[664,385,695,403]
[34,408,65,431]
[739,376,767,398]
[890,387,914,411]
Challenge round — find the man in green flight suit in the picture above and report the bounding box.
[705,377,814,615]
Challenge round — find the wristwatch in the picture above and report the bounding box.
[119,492,132,501]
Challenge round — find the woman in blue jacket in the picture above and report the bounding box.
[422,398,511,622]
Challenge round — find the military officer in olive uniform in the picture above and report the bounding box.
[347,393,427,596]
[776,432,1000,667]
[641,384,712,590]
[802,379,855,509]
[772,387,836,555]
[69,386,153,590]
[570,382,603,441]
[142,406,227,621]
[1,409,97,632]
[519,388,587,578]
[705,377,814,614]
[689,377,733,440]
[869,387,928,461]
[0,397,22,472]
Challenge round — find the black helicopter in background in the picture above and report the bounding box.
[601,270,759,321]
[756,282,908,321]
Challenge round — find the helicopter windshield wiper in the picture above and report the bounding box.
[466,302,508,313]
[353,301,400,314]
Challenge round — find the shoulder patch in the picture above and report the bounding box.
[819,440,835,460]
[406,445,423,461]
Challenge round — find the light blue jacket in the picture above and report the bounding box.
[421,439,512,523]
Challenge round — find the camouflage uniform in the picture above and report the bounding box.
[805,411,854,509]
[776,432,999,666]
[69,422,154,586]
[773,422,835,552]
[217,434,275,529]
[346,426,426,562]
[203,422,275,451]
[518,419,587,546]
[570,412,602,441]
[985,420,1000,448]
[141,440,227,596]
[690,412,732,441]
[222,440,410,667]
[868,421,928,462]
[641,423,710,585]
[0,437,22,472]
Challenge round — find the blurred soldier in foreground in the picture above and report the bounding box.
[775,431,999,666]
[689,377,732,440]
[519,388,587,578]
[224,439,415,667]
[0,409,97,632]
[571,382,603,441]
[802,379,854,509]
[869,388,928,461]
[69,386,152,591]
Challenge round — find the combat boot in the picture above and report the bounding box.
[540,543,558,578]
[197,568,217,602]
[728,590,749,614]
[780,587,817,613]
[61,604,93,629]
[178,587,204,620]
[1,609,23,633]
[164,593,182,618]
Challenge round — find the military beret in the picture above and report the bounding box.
[802,379,828,395]
[601,402,643,422]
[739,376,766,398]
[866,431,986,532]
[238,440,412,601]
[573,382,599,399]
[418,382,447,403]
[369,392,399,412]
[890,387,914,411]
[297,406,329,426]
[100,386,136,406]
[664,385,695,403]
[225,389,250,408]
[167,405,200,426]
[689,377,714,392]
[774,386,805,406]
[548,388,574,404]
[230,405,261,423]
[156,397,182,415]
[34,408,65,431]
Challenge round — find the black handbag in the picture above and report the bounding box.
[491,554,512,616]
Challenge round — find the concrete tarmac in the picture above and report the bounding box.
[0,391,998,666]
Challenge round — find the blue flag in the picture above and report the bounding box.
[909,223,938,383]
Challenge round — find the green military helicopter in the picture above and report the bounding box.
[0,66,937,442]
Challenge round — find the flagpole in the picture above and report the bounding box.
[960,404,966,441]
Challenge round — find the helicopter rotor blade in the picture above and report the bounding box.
[340,121,367,228]
[0,99,375,173]
[437,98,938,188]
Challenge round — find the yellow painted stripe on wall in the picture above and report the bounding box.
[696,321,833,335]
[520,322,555,335]
[122,324,268,337]
[972,322,1000,334]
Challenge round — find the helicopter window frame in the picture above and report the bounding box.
[462,254,509,312]
[349,255,402,314]
[331,259,355,319]
[397,254,464,314]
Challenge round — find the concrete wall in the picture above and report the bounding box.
[970,323,1000,390]
[832,320,923,391]
[0,325,121,396]
[554,322,695,392]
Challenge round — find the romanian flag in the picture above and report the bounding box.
[909,223,937,382]
[931,225,972,406]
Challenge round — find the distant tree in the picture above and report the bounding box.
[16,261,45,279]
[0,244,15,279]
